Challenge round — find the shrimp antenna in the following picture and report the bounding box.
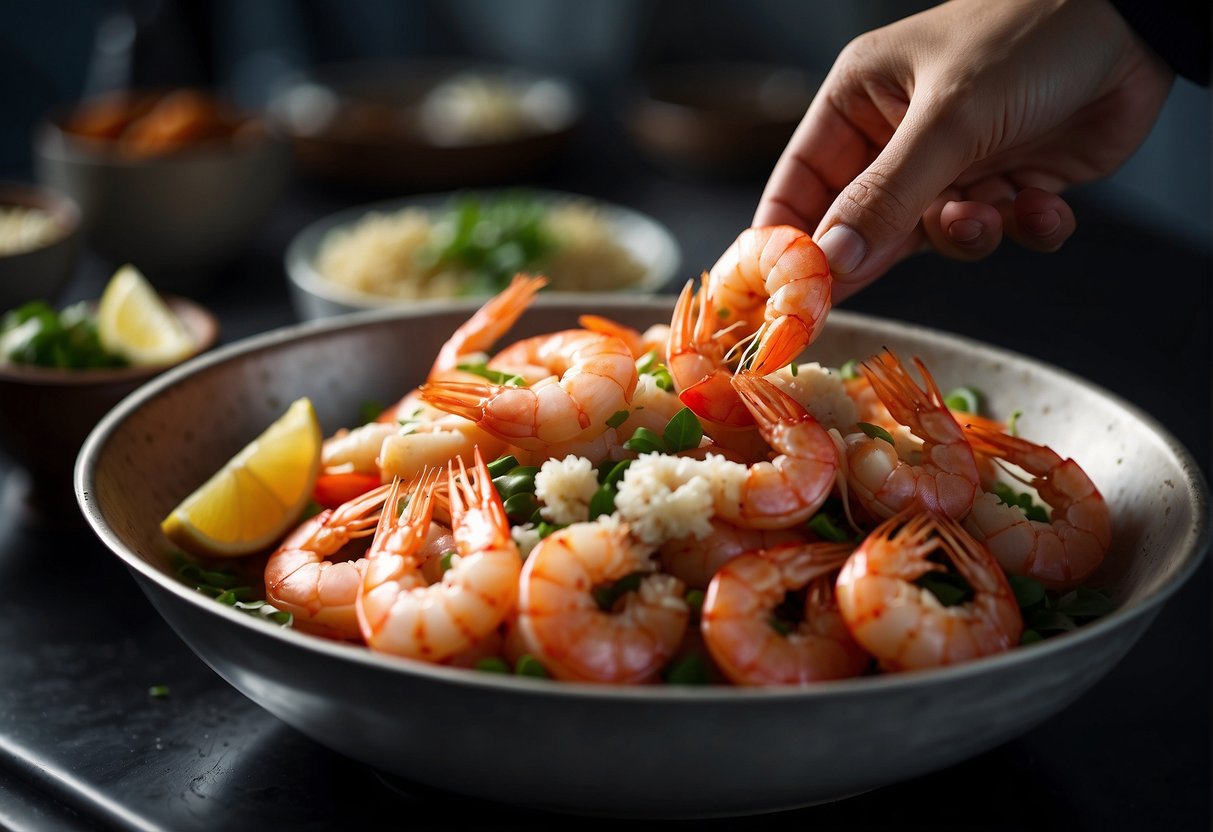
[725,323,766,371]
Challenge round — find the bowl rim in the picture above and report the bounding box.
[75,297,1211,701]
[283,188,682,312]
[0,295,219,385]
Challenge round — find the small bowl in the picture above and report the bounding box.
[266,59,583,191]
[0,296,218,519]
[284,189,682,321]
[625,62,819,177]
[0,181,81,312]
[31,90,291,293]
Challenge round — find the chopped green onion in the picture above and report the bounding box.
[474,657,511,674]
[1054,586,1113,619]
[684,589,705,615]
[839,359,859,380]
[593,572,645,611]
[915,571,974,606]
[1009,575,1046,609]
[807,512,851,542]
[1006,409,1023,436]
[493,466,539,499]
[944,386,980,414]
[662,407,704,453]
[439,550,457,573]
[606,409,630,429]
[456,362,527,387]
[664,653,711,685]
[536,520,565,539]
[648,366,674,392]
[1019,629,1044,645]
[502,492,539,522]
[515,654,549,678]
[1024,607,1077,633]
[486,454,520,478]
[789,362,799,377]
[636,350,659,375]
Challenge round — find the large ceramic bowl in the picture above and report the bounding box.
[75,297,1208,817]
[285,190,682,321]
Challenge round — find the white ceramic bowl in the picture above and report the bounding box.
[75,297,1209,817]
[284,190,682,321]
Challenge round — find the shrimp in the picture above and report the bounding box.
[701,542,870,685]
[962,424,1111,589]
[358,451,521,662]
[659,519,807,590]
[842,350,980,521]
[264,483,392,640]
[667,280,755,429]
[835,509,1022,671]
[579,314,671,363]
[516,518,689,684]
[419,329,638,451]
[714,371,839,529]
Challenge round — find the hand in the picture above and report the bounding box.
[754,0,1175,303]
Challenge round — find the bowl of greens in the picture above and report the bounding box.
[284,188,681,321]
[0,266,217,517]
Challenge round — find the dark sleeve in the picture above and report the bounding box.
[1107,0,1211,85]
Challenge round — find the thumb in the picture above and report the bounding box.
[815,102,970,293]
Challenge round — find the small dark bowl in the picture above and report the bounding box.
[625,62,820,177]
[0,296,218,520]
[266,59,584,191]
[0,181,81,312]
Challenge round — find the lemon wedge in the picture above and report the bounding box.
[97,264,196,366]
[161,397,323,558]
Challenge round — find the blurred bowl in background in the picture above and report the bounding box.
[624,62,819,177]
[284,188,681,321]
[0,295,218,520]
[266,59,584,192]
[0,181,81,312]
[32,88,291,293]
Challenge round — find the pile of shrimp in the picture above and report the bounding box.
[262,225,1112,686]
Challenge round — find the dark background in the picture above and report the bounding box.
[0,2,1209,830]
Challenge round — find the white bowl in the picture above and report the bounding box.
[76,297,1209,817]
[284,189,682,321]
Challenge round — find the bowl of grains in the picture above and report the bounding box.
[0,181,81,313]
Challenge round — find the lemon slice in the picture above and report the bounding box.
[97,264,196,366]
[161,397,322,558]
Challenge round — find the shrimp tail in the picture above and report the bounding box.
[747,315,810,377]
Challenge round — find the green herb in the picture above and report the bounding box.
[602,460,631,489]
[857,421,896,445]
[1009,575,1046,609]
[839,359,859,380]
[474,657,511,674]
[1,300,128,369]
[648,365,674,392]
[664,653,711,685]
[493,466,539,500]
[486,454,520,478]
[789,362,799,377]
[588,486,616,520]
[636,350,659,374]
[623,426,668,455]
[944,386,980,414]
[807,512,851,542]
[419,192,558,294]
[915,571,974,607]
[1054,586,1114,619]
[593,571,646,611]
[439,550,457,573]
[993,483,1050,522]
[606,409,630,429]
[1006,409,1023,436]
[662,407,704,453]
[536,520,565,539]
[1024,607,1077,633]
[1019,629,1044,645]
[148,684,170,699]
[515,653,549,678]
[456,362,527,386]
[502,492,539,522]
[172,552,292,628]
[684,589,705,615]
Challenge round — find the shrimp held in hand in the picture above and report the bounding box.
[420,329,638,451]
[701,542,870,686]
[516,517,689,684]
[842,350,980,521]
[264,483,391,640]
[835,510,1022,672]
[357,452,521,662]
[963,424,1111,589]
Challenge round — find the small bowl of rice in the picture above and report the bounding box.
[284,189,681,321]
[0,181,81,314]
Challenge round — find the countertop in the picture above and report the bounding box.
[1,133,1209,830]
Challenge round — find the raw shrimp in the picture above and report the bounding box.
[419,329,638,451]
[358,452,521,662]
[701,542,870,685]
[659,518,807,590]
[264,483,392,640]
[516,518,689,683]
[962,424,1111,589]
[835,509,1022,671]
[842,350,980,521]
[714,371,839,529]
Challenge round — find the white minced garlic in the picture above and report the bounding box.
[534,454,601,525]
[768,362,858,432]
[614,453,722,545]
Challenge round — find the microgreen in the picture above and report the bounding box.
[857,422,896,445]
[456,362,527,387]
[943,386,980,414]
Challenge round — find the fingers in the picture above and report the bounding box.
[1004,188,1075,252]
[920,197,1004,262]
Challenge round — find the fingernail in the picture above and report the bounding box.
[947,219,983,244]
[817,224,866,278]
[1024,210,1061,236]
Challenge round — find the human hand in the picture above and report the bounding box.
[754,0,1175,303]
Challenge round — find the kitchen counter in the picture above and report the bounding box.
[1,144,1209,830]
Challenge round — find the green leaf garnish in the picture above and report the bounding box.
[1020,629,1044,645]
[515,653,549,678]
[664,653,711,685]
[588,485,616,520]
[606,409,630,429]
[456,362,527,387]
[662,407,704,453]
[1054,586,1113,619]
[915,571,974,607]
[944,386,980,414]
[474,657,511,674]
[807,512,851,542]
[602,460,632,489]
[502,492,539,522]
[493,466,539,499]
[624,426,668,454]
[487,454,520,478]
[439,550,457,573]
[1009,575,1046,609]
[993,483,1050,522]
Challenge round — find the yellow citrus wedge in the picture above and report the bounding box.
[161,397,322,558]
[97,263,196,365]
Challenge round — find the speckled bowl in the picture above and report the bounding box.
[75,297,1208,817]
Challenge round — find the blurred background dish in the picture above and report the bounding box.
[0,181,81,313]
[31,87,291,293]
[266,59,584,192]
[624,61,819,178]
[285,188,680,321]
